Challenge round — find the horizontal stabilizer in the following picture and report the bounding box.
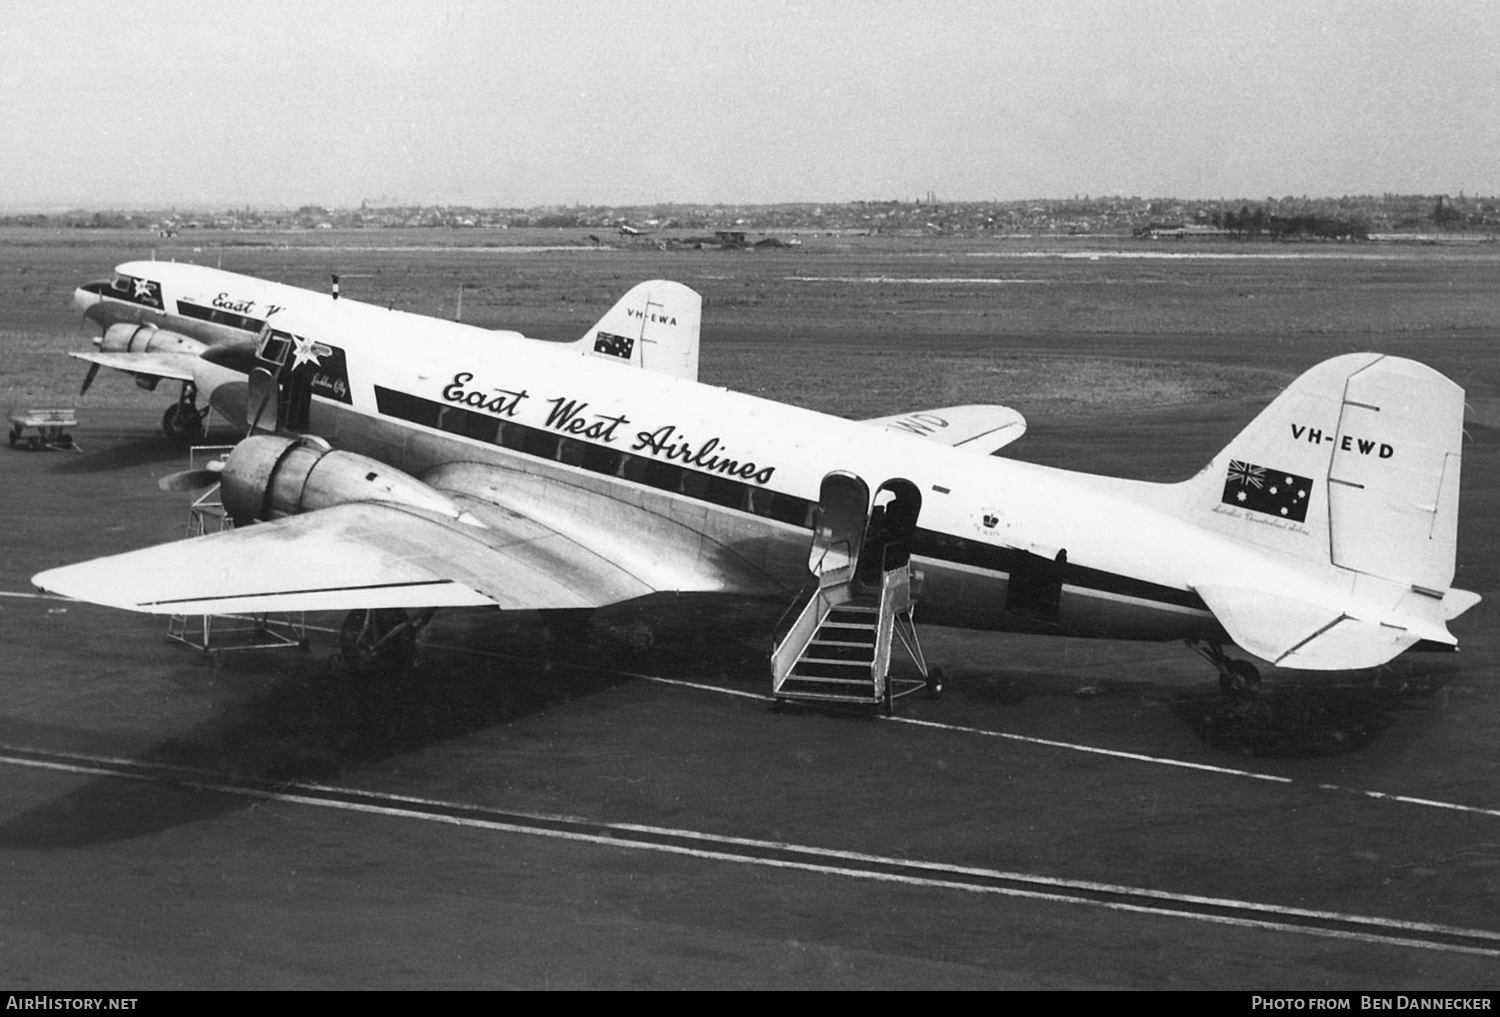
[864,404,1027,454]
[1193,583,1456,670]
[1441,587,1483,621]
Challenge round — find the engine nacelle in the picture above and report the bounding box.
[219,435,464,527]
[99,322,208,358]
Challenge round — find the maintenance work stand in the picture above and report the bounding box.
[7,408,80,452]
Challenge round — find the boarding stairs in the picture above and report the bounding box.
[771,471,937,714]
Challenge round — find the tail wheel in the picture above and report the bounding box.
[340,609,417,676]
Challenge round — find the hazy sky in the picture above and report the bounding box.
[3,0,1497,209]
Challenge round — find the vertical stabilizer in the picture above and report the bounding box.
[1176,353,1476,670]
[1180,353,1465,591]
[570,280,701,381]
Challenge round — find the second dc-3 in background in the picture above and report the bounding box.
[37,273,1479,711]
[68,260,698,438]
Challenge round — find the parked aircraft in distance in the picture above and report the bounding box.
[34,288,1479,710]
[73,261,362,436]
[70,261,702,438]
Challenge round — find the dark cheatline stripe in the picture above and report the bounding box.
[174,300,266,334]
[370,386,1205,614]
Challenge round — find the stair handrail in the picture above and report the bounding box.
[771,582,852,689]
[871,561,911,699]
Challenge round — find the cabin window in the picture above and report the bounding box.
[437,405,498,443]
[703,475,746,510]
[620,454,678,492]
[558,437,589,468]
[765,491,815,528]
[576,443,623,476]
[519,429,560,460]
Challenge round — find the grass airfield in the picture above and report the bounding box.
[0,228,1497,989]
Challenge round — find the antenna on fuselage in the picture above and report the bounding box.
[455,283,463,323]
[331,274,340,301]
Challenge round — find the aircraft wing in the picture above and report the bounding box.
[33,477,790,616]
[70,350,199,383]
[864,404,1027,454]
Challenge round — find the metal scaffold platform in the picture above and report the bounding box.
[165,444,307,653]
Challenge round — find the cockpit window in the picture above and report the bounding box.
[110,274,130,293]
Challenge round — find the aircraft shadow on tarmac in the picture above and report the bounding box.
[1169,670,1455,758]
[939,655,1459,759]
[41,435,197,474]
[0,590,1465,846]
[0,597,781,849]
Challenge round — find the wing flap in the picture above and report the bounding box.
[864,404,1026,454]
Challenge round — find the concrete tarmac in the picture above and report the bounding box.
[0,397,1495,990]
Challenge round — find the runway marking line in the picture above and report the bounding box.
[0,742,1497,959]
[889,714,1293,784]
[629,672,1500,820]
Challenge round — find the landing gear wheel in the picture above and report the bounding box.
[161,403,204,440]
[925,666,944,700]
[7,425,18,447]
[339,609,416,676]
[1189,639,1264,700]
[1219,658,1262,699]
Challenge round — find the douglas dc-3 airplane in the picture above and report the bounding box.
[34,286,1478,709]
[71,261,700,439]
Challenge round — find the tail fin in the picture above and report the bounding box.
[1179,353,1478,669]
[568,280,701,381]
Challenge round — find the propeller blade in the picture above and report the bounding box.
[80,362,100,396]
[246,366,279,435]
[157,461,225,492]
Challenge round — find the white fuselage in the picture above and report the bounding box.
[256,302,1243,642]
[75,261,331,342]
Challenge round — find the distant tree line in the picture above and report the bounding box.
[1217,206,1369,241]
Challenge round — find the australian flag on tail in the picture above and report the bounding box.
[593,331,635,360]
[1222,460,1312,522]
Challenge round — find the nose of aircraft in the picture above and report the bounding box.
[73,280,108,324]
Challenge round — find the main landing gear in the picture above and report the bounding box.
[161,381,206,440]
[1188,639,1263,699]
[340,608,435,676]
